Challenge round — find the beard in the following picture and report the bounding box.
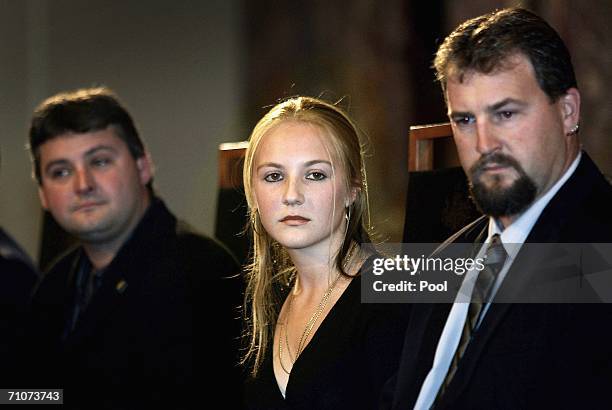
[468,152,537,218]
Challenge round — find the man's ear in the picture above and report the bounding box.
[38,186,49,210]
[559,87,581,135]
[136,151,154,186]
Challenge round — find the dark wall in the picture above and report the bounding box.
[242,0,612,242]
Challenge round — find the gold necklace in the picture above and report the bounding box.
[277,245,356,375]
[278,273,341,375]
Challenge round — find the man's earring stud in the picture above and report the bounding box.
[566,123,580,136]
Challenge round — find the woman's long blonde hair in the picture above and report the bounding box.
[241,96,372,375]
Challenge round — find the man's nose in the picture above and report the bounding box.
[475,121,501,155]
[74,166,95,194]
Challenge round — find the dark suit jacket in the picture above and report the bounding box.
[0,228,38,377]
[22,199,243,409]
[0,228,38,306]
[383,153,612,409]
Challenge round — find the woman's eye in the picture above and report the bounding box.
[306,172,327,181]
[263,172,283,182]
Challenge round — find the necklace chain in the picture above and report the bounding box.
[277,245,355,375]
[278,273,341,375]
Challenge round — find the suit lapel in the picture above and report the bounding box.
[63,263,131,348]
[392,302,453,408]
[394,217,488,408]
[439,153,607,405]
[63,199,176,347]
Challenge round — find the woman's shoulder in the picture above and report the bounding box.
[346,253,412,322]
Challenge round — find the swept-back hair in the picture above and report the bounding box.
[241,96,372,375]
[434,7,577,102]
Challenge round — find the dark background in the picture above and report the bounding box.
[1,0,610,263]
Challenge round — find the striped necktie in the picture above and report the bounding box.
[436,234,507,400]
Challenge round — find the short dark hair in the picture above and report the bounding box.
[434,7,577,102]
[28,87,146,184]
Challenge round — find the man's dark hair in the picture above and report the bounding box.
[434,7,577,102]
[29,87,146,185]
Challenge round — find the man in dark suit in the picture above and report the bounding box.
[383,8,612,409]
[0,149,39,384]
[0,227,38,372]
[23,87,243,409]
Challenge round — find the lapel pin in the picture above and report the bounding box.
[116,279,128,294]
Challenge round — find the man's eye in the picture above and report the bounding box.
[91,157,112,167]
[306,172,327,181]
[49,168,71,179]
[452,116,475,126]
[263,172,283,182]
[497,111,514,120]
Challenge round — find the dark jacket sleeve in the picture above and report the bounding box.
[177,231,245,409]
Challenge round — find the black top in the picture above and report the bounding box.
[245,256,411,410]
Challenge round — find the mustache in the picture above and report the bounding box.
[469,152,525,177]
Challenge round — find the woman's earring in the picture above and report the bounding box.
[251,210,261,234]
[343,205,352,241]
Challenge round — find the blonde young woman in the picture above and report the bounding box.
[242,97,410,409]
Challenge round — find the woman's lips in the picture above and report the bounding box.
[280,215,310,225]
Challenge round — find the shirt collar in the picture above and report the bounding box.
[487,151,582,259]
